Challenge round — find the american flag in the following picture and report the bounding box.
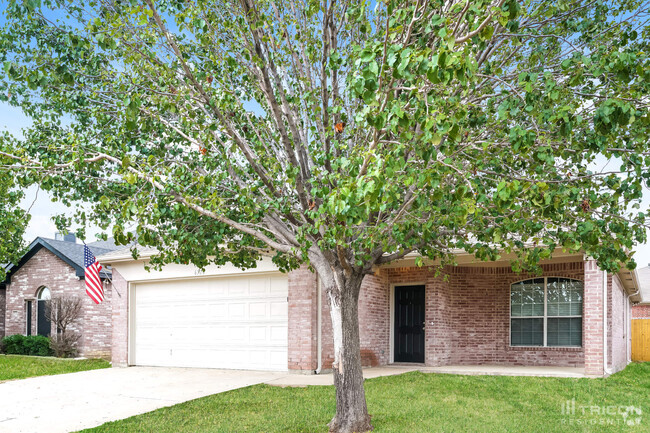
[84,245,104,304]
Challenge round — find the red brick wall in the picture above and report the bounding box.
[380,267,450,366]
[583,260,604,376]
[3,248,112,358]
[305,261,610,372]
[111,268,129,366]
[287,266,318,371]
[448,264,586,367]
[381,262,586,368]
[288,268,390,371]
[357,272,389,367]
[0,288,5,338]
[427,273,453,366]
[633,304,650,318]
[77,280,112,358]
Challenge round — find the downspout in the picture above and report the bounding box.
[315,276,323,374]
[603,270,612,376]
[626,295,631,364]
[624,296,632,365]
[627,289,638,364]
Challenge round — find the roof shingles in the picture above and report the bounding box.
[2,237,121,283]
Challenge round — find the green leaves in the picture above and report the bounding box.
[0,0,648,278]
[0,138,30,278]
[359,48,375,63]
[594,99,635,135]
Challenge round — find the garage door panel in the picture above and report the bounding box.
[250,326,267,341]
[172,327,203,341]
[249,279,269,296]
[270,325,288,343]
[135,348,171,366]
[269,350,287,367]
[228,326,247,341]
[228,303,246,318]
[228,278,248,296]
[270,277,288,294]
[249,302,268,318]
[270,301,288,318]
[133,274,288,371]
[178,304,209,319]
[137,327,170,341]
[208,303,227,316]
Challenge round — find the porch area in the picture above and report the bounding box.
[359,258,595,372]
[288,254,631,378]
[418,364,585,378]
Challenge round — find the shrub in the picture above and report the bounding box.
[2,334,26,354]
[1,334,53,356]
[49,332,81,358]
[45,295,83,358]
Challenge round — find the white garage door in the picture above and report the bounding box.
[132,274,288,371]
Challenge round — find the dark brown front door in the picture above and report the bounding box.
[394,285,425,363]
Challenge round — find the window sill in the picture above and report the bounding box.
[507,346,582,352]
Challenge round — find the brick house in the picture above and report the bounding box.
[101,247,640,377]
[0,235,120,358]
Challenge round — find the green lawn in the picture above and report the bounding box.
[0,354,110,381]
[81,363,650,433]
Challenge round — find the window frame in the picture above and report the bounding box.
[37,286,51,300]
[25,300,33,336]
[509,277,583,348]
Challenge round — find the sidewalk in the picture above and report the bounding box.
[264,364,585,387]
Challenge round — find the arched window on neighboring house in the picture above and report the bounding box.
[36,287,52,337]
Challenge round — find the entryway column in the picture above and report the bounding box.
[287,266,319,371]
[583,259,605,376]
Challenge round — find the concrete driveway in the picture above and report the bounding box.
[0,367,287,433]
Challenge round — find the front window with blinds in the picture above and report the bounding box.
[510,278,583,347]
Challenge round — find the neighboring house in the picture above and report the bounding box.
[0,234,120,358]
[631,266,650,361]
[100,247,640,377]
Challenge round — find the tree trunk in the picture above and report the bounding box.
[325,270,372,433]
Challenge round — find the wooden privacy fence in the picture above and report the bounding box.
[632,319,650,362]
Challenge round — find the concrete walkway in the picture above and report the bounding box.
[0,367,286,433]
[265,364,586,387]
[0,364,585,432]
[422,364,586,378]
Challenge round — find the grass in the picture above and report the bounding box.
[0,354,110,382]
[80,363,650,433]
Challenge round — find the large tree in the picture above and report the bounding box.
[0,139,29,277]
[1,0,650,431]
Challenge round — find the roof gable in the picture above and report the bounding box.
[3,237,119,284]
